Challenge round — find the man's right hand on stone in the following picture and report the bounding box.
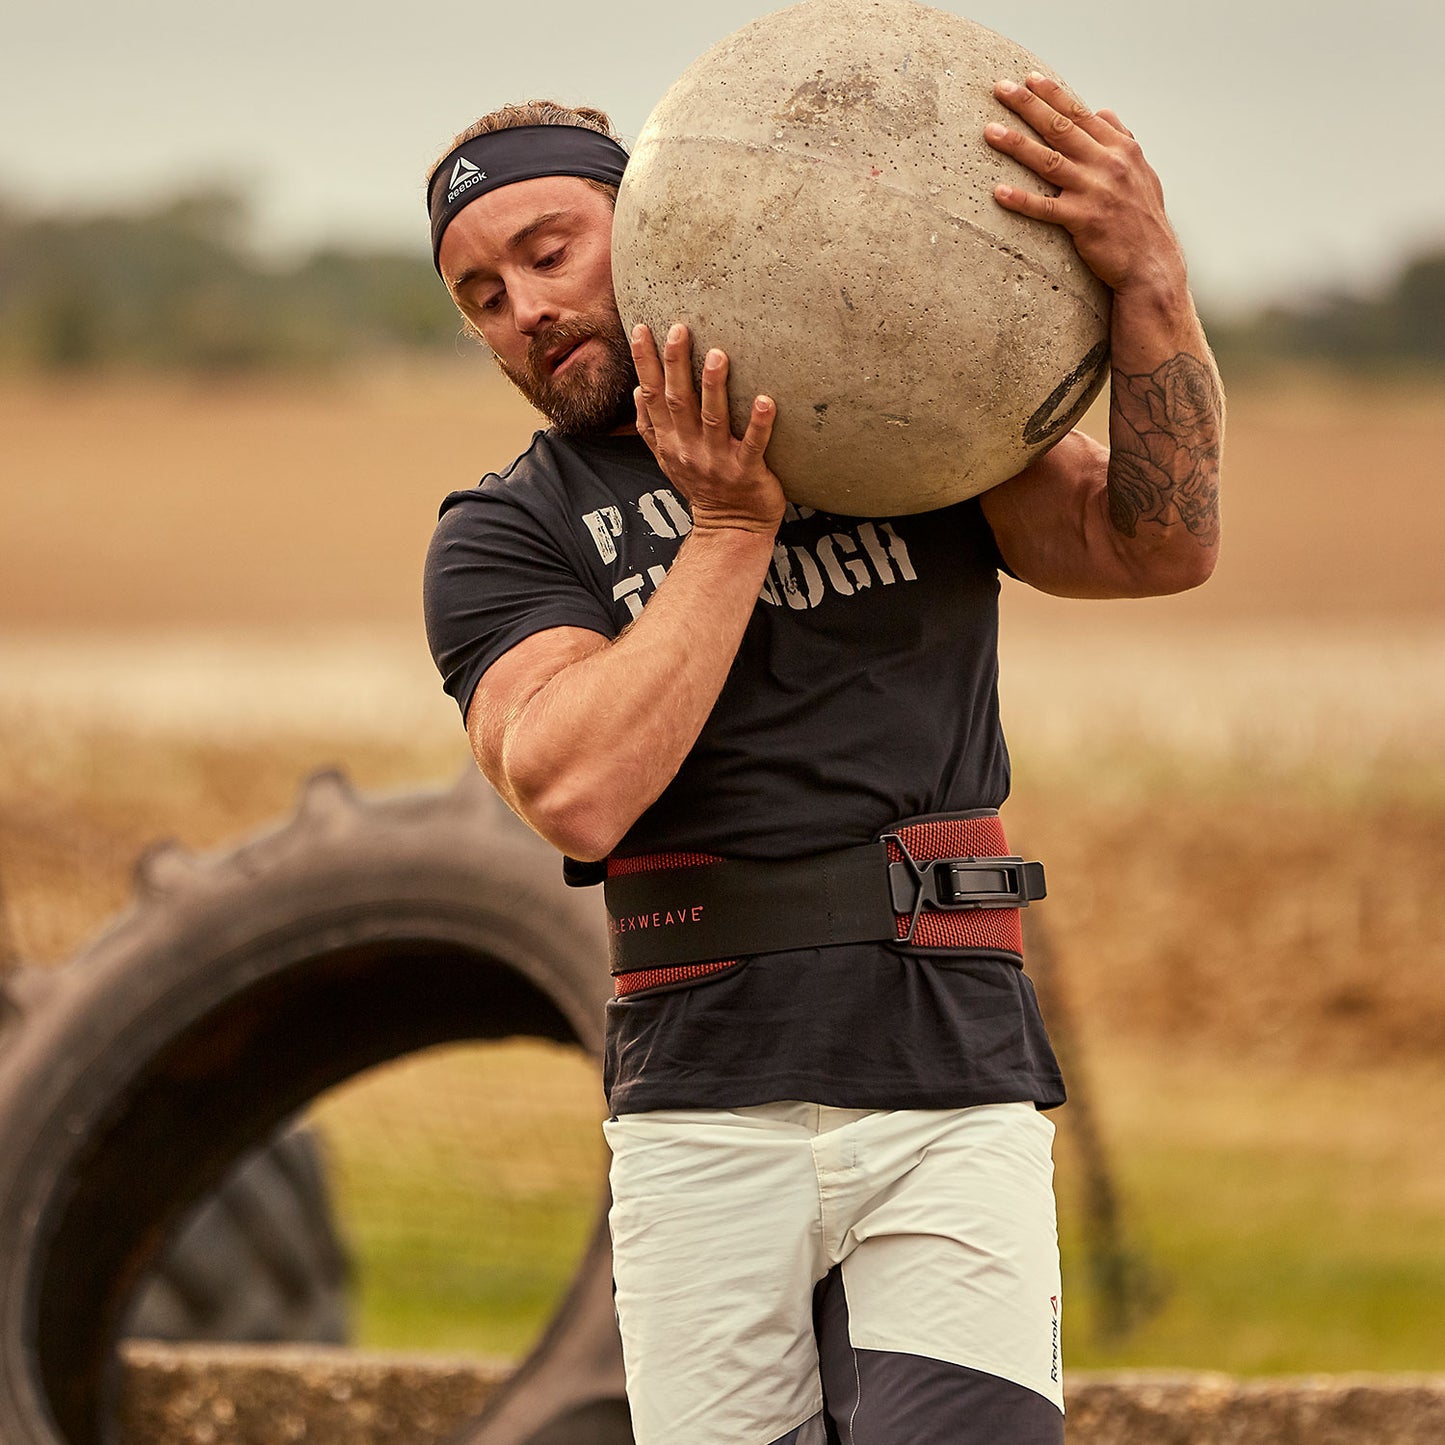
[631,322,786,537]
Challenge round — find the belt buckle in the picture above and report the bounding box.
[881,832,1045,947]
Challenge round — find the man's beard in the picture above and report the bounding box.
[494,309,638,436]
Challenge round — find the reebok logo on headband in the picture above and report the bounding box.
[447,156,486,202]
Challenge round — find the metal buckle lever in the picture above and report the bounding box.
[887,856,1040,914]
[879,833,1047,946]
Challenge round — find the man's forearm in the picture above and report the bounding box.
[500,524,775,860]
[1104,274,1224,580]
[983,73,1223,594]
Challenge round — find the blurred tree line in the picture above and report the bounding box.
[0,189,460,373]
[1210,249,1445,377]
[1,186,1442,376]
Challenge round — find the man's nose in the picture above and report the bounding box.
[510,279,559,336]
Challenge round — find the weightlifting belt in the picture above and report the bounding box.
[604,812,1045,996]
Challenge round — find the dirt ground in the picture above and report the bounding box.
[3,363,1443,630]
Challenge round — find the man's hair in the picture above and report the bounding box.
[428,100,627,204]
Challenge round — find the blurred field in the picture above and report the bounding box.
[4,363,1445,630]
[1,365,1443,1371]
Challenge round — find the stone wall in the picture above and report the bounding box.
[119,1345,1445,1445]
[1065,1371,1445,1445]
[121,1343,506,1445]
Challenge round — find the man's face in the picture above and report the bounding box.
[439,175,636,435]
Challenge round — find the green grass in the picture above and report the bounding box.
[307,1037,607,1358]
[1059,1145,1445,1373]
[340,1194,595,1356]
[1054,1051,1445,1374]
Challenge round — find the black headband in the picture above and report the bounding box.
[428,124,630,273]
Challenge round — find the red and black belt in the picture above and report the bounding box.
[598,811,1045,996]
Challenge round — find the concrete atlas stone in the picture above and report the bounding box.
[612,0,1110,517]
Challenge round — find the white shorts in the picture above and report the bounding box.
[605,1099,1063,1445]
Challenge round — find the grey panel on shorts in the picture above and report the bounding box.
[813,1267,1064,1445]
[767,1412,829,1445]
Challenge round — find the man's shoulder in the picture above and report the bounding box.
[437,430,556,520]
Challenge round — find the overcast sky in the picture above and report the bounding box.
[4,0,1441,314]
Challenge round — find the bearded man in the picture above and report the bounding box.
[424,85,1221,1445]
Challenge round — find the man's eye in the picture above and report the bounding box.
[478,292,503,312]
[536,250,563,270]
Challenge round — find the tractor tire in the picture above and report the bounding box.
[125,1123,350,1346]
[0,768,631,1445]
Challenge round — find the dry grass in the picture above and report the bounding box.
[999,618,1445,797]
[2,681,1439,1066]
[1021,784,1445,1068]
[0,718,461,965]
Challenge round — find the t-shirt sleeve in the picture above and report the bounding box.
[973,497,1017,580]
[423,490,616,723]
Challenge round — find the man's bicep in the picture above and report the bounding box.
[465,626,610,796]
[981,430,1135,598]
[424,491,617,723]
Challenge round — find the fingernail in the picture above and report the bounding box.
[631,324,646,342]
[706,348,724,366]
[985,123,1007,138]
[668,323,685,342]
[995,184,1013,200]
[757,397,773,411]
[997,79,1018,93]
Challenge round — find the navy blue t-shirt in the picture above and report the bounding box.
[424,430,1064,1114]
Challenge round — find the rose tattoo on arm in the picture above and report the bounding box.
[1107,353,1222,546]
